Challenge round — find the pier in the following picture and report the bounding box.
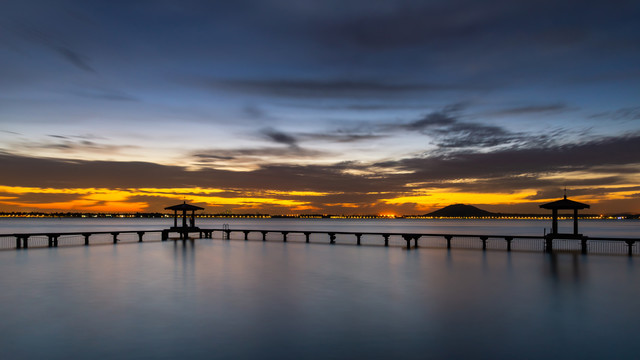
[1,227,639,256]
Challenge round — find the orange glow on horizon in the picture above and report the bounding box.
[0,184,637,213]
[380,189,539,210]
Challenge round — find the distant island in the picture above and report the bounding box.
[423,204,496,218]
[0,205,637,219]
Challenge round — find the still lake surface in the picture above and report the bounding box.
[1,218,639,359]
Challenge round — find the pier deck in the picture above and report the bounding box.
[1,227,638,256]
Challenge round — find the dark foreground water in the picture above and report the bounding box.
[1,239,639,360]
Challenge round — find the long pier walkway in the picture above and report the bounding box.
[1,227,639,256]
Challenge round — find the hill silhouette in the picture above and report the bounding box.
[426,204,496,217]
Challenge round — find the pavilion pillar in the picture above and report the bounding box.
[173,210,177,228]
[573,209,579,235]
[552,209,558,234]
[182,210,187,228]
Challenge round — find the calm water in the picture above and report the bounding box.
[1,219,639,359]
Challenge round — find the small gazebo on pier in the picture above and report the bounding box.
[540,194,590,239]
[164,201,204,239]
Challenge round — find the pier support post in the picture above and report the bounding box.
[304,232,311,243]
[505,237,513,251]
[625,240,635,257]
[162,230,168,241]
[111,232,119,244]
[21,236,28,249]
[413,235,420,248]
[581,238,588,255]
[137,231,145,242]
[244,231,250,241]
[445,235,452,249]
[48,235,54,247]
[355,233,362,246]
[282,232,288,242]
[262,231,268,241]
[402,235,412,250]
[83,233,91,246]
[328,233,336,244]
[383,234,390,247]
[225,230,231,240]
[480,236,488,251]
[545,236,553,253]
[15,236,22,249]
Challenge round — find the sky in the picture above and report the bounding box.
[1,0,639,215]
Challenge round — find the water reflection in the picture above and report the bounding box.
[544,252,587,284]
[1,241,639,359]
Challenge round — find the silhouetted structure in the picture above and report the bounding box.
[540,194,590,252]
[164,202,204,239]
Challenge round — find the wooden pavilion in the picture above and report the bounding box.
[539,194,590,239]
[164,201,205,239]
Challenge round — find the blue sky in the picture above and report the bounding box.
[0,0,639,214]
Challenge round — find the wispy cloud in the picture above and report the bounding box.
[69,88,138,101]
[260,128,298,146]
[54,46,95,73]
[194,78,461,99]
[590,106,640,121]
[489,103,571,116]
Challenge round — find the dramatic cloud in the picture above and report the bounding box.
[2,131,639,213]
[397,107,528,150]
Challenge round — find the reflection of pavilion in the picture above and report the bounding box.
[163,202,204,239]
[540,193,590,252]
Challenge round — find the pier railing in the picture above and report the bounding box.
[1,228,638,256]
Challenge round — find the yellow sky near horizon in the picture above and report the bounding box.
[0,184,635,214]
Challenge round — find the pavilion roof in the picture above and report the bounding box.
[164,202,205,211]
[539,196,590,210]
